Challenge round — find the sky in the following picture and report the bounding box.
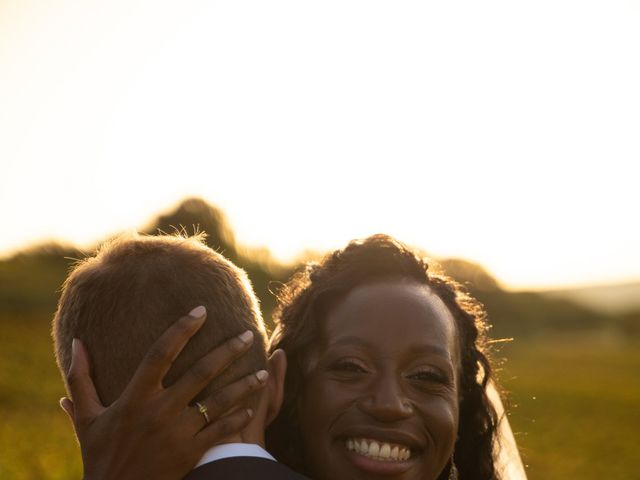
[1,0,639,290]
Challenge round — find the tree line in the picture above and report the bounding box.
[1,197,637,338]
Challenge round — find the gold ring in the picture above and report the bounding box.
[195,401,210,425]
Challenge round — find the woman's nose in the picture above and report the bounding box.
[358,372,413,422]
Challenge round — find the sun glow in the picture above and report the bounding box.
[1,0,639,289]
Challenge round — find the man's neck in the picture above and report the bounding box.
[218,428,265,446]
[194,443,275,469]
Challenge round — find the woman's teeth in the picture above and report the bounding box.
[346,438,411,461]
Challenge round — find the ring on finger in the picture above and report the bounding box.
[195,401,210,425]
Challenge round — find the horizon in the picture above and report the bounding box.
[3,195,640,293]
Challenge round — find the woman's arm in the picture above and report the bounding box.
[60,307,268,480]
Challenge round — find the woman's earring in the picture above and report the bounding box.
[448,457,459,480]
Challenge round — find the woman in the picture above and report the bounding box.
[266,234,497,479]
[63,235,525,479]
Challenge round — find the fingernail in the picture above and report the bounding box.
[255,370,269,382]
[246,408,253,418]
[72,338,78,355]
[189,305,206,319]
[59,397,69,412]
[238,330,253,344]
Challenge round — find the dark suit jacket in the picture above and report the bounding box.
[185,456,309,480]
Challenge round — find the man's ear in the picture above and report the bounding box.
[59,397,81,438]
[59,397,75,421]
[264,348,287,426]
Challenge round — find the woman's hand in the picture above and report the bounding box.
[60,306,267,480]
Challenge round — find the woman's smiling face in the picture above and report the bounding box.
[297,281,460,480]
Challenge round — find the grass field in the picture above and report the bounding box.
[498,335,640,479]
[1,317,639,480]
[0,317,82,479]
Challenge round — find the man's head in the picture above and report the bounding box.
[53,233,285,439]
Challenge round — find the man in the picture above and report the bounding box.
[53,233,307,479]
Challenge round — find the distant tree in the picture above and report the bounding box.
[0,242,81,316]
[439,258,501,292]
[438,257,605,338]
[142,197,293,326]
[1,198,634,338]
[143,197,238,261]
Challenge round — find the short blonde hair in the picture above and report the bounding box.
[53,233,267,405]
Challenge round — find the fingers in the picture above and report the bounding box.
[127,306,207,396]
[194,407,254,450]
[66,338,104,423]
[168,330,255,405]
[185,369,268,432]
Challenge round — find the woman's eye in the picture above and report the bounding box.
[408,370,447,384]
[331,359,368,374]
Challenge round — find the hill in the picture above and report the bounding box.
[1,197,637,338]
[540,281,640,314]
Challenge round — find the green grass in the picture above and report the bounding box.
[1,317,638,480]
[498,335,640,480]
[0,316,82,479]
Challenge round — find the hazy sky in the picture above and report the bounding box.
[2,0,639,289]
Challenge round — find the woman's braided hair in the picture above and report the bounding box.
[266,234,499,480]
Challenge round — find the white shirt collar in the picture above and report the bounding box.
[194,443,276,469]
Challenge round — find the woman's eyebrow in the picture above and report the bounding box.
[329,335,372,349]
[329,336,450,359]
[407,344,451,360]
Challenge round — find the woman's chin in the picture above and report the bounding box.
[347,448,417,476]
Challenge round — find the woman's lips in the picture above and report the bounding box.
[343,437,417,476]
[346,437,412,461]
